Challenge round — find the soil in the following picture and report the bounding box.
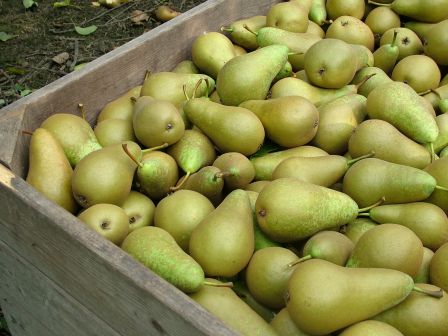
[0,0,207,107]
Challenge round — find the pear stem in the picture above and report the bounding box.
[368,0,391,6]
[192,78,204,99]
[122,143,143,168]
[78,103,86,120]
[322,19,333,25]
[182,84,190,101]
[21,130,34,136]
[170,171,191,191]
[287,52,304,57]
[358,197,385,213]
[357,212,371,217]
[435,185,448,192]
[203,78,210,98]
[243,24,258,36]
[390,30,398,48]
[214,171,233,180]
[141,143,169,154]
[429,142,436,163]
[203,281,233,288]
[347,151,375,166]
[287,255,312,268]
[412,286,444,298]
[144,70,151,81]
[431,88,442,99]
[355,73,376,90]
[220,26,233,33]
[418,89,432,96]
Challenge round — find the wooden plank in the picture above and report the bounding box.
[0,164,238,336]
[0,240,122,336]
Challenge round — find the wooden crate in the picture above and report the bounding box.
[0,0,280,334]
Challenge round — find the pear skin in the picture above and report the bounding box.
[339,320,404,336]
[429,242,448,292]
[266,1,309,33]
[213,152,255,190]
[180,166,225,199]
[341,218,377,245]
[271,308,319,336]
[220,15,266,51]
[423,20,448,66]
[97,85,141,123]
[424,157,448,212]
[379,28,422,61]
[121,191,155,233]
[94,118,137,147]
[171,60,199,74]
[413,247,434,284]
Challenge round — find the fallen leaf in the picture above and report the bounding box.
[131,10,149,25]
[20,89,32,97]
[53,0,70,8]
[75,25,97,36]
[0,32,16,42]
[23,0,37,9]
[52,52,70,65]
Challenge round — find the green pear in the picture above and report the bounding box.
[41,113,102,167]
[305,19,325,38]
[245,247,299,309]
[339,320,404,336]
[379,28,423,60]
[403,21,437,40]
[213,152,255,190]
[439,99,448,113]
[325,16,375,51]
[273,61,293,82]
[26,128,77,213]
[374,283,448,336]
[366,81,439,144]
[72,141,140,208]
[365,7,401,40]
[270,308,317,336]
[361,202,448,251]
[233,44,247,56]
[154,190,214,252]
[78,203,129,245]
[441,146,448,158]
[220,15,266,51]
[308,0,328,25]
[122,226,205,293]
[351,44,375,69]
[348,119,432,169]
[256,178,359,242]
[424,156,448,212]
[171,60,199,74]
[350,66,392,97]
[189,189,254,277]
[191,32,236,78]
[240,96,319,148]
[97,85,141,123]
[94,118,136,147]
[140,72,215,106]
[343,158,441,207]
[286,259,414,335]
[312,94,367,154]
[121,191,155,233]
[369,0,448,23]
[423,84,448,111]
[251,146,328,181]
[266,1,309,33]
[346,224,424,276]
[216,44,289,106]
[184,98,265,156]
[442,74,448,86]
[179,166,225,199]
[413,247,434,283]
[341,218,377,244]
[245,181,271,193]
[190,278,278,336]
[424,19,448,66]
[430,242,448,292]
[326,0,365,20]
[373,29,399,74]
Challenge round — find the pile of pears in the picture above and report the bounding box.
[25,0,448,335]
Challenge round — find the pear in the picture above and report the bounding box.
[350,66,392,97]
[312,94,367,154]
[308,0,328,25]
[339,320,404,336]
[366,81,439,144]
[441,146,448,158]
[72,141,140,208]
[190,278,278,336]
[326,0,365,20]
[430,242,448,292]
[266,1,309,33]
[154,190,214,252]
[286,259,415,335]
[245,247,299,309]
[26,128,77,213]
[233,44,247,56]
[392,55,441,93]
[251,146,328,181]
[171,60,199,74]
[361,202,448,251]
[424,156,448,212]
[97,85,141,123]
[350,44,374,69]
[341,218,377,244]
[191,32,236,79]
[403,21,437,41]
[216,44,289,106]
[94,118,137,147]
[413,247,434,283]
[343,158,441,207]
[379,28,423,60]
[245,180,271,193]
[122,226,205,293]
[441,74,448,86]
[213,152,255,190]
[240,96,319,148]
[325,16,375,51]
[305,20,325,38]
[41,113,102,167]
[369,0,448,23]
[220,15,266,50]
[121,191,155,233]
[78,203,129,245]
[346,224,423,276]
[270,308,317,336]
[365,7,401,40]
[273,61,293,82]
[140,72,215,106]
[348,119,432,169]
[154,5,180,22]
[423,19,448,66]
[189,189,254,277]
[423,84,448,111]
[256,178,359,242]
[373,29,399,74]
[179,166,225,199]
[184,98,265,156]
[374,283,448,336]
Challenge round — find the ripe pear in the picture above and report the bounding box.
[191,32,236,79]
[233,44,247,56]
[374,283,448,336]
[312,94,367,154]
[189,189,254,277]
[216,44,289,106]
[286,259,415,335]
[350,66,392,97]
[251,146,328,181]
[341,218,377,244]
[78,203,129,245]
[41,113,102,167]
[424,156,448,212]
[213,152,255,190]
[270,308,318,336]
[325,16,375,51]
[184,98,265,156]
[413,247,434,283]
[339,320,404,336]
[305,20,325,38]
[430,242,448,292]
[122,226,205,293]
[423,20,448,66]
[245,247,299,309]
[220,15,266,51]
[266,1,309,33]
[171,60,199,74]
[326,0,365,20]
[154,190,214,252]
[26,128,77,213]
[72,141,140,208]
[190,278,278,336]
[121,191,155,233]
[245,181,271,193]
[348,119,432,169]
[94,118,136,147]
[256,178,359,242]
[379,28,423,60]
[369,0,448,23]
[179,166,225,199]
[97,85,141,123]
[308,0,328,25]
[240,96,319,148]
[403,21,437,41]
[365,7,400,40]
[373,29,399,74]
[366,81,439,144]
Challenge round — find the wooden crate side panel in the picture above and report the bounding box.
[0,240,122,336]
[0,164,237,336]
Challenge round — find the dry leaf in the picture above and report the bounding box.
[52,52,70,65]
[131,10,149,25]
